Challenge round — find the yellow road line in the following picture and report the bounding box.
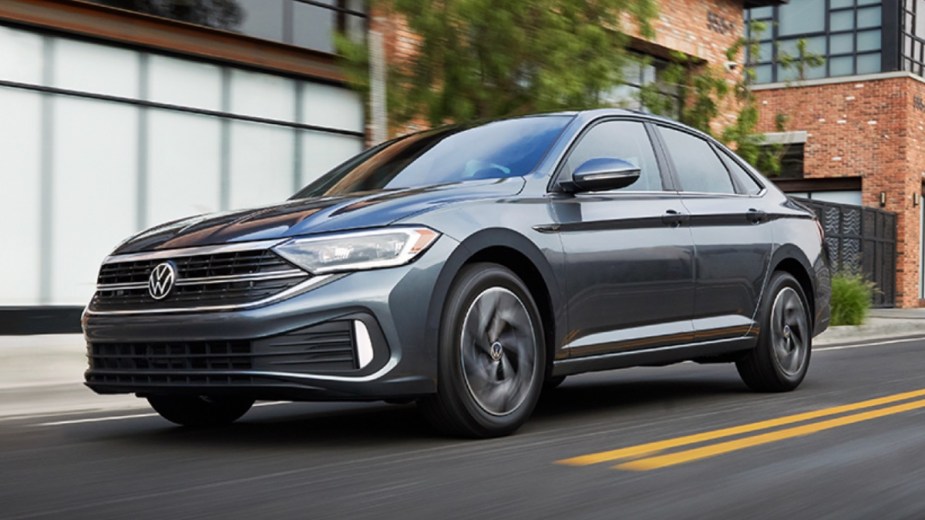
[557,388,925,467]
[618,398,925,471]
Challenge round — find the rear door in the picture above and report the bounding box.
[550,119,696,357]
[654,125,774,341]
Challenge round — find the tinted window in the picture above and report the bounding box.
[721,152,765,195]
[563,121,662,191]
[659,127,735,194]
[294,116,571,198]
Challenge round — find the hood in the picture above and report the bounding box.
[112,178,525,254]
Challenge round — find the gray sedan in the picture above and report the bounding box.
[83,109,831,437]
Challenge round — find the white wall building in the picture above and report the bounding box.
[0,1,367,331]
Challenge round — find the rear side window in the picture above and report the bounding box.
[563,121,662,191]
[659,126,736,194]
[721,152,765,195]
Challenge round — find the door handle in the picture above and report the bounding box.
[747,208,768,224]
[662,209,686,227]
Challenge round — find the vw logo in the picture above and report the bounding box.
[148,262,177,300]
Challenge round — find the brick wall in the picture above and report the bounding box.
[755,76,925,307]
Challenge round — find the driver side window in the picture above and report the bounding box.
[564,121,662,191]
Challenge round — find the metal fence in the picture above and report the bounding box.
[794,198,897,308]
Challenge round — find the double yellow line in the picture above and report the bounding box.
[557,388,925,471]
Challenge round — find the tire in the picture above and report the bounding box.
[420,263,546,438]
[736,271,812,392]
[147,395,254,427]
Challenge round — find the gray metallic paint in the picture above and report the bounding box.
[84,109,831,400]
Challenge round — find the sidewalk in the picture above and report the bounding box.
[813,308,925,346]
[1,310,923,420]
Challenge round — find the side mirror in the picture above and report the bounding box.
[562,157,641,193]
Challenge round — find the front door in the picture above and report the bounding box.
[550,119,696,357]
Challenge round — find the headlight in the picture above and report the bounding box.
[273,227,440,274]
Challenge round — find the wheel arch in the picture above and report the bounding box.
[770,246,817,323]
[425,229,562,377]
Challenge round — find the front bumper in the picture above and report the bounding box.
[82,236,458,401]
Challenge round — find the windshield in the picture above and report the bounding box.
[293,115,572,199]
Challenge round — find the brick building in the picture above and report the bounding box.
[748,1,924,307]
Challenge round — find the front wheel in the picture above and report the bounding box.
[147,395,254,427]
[420,263,545,438]
[736,272,812,392]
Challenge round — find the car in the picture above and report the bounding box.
[83,109,831,437]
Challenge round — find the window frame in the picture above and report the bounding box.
[745,0,888,83]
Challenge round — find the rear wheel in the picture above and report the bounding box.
[420,263,545,438]
[147,395,254,427]
[736,271,812,392]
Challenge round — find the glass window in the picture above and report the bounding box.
[293,2,335,53]
[857,53,881,74]
[53,37,139,98]
[88,0,245,31]
[831,10,854,31]
[147,54,222,111]
[294,116,571,198]
[857,29,881,51]
[562,121,662,192]
[659,126,735,194]
[830,0,854,8]
[0,25,43,85]
[229,69,296,122]
[721,152,764,195]
[779,0,825,36]
[292,1,365,53]
[755,64,773,84]
[301,131,365,186]
[756,42,773,62]
[0,88,42,304]
[301,82,364,132]
[830,56,854,76]
[51,97,139,304]
[85,0,365,54]
[229,121,295,209]
[147,110,222,225]
[234,0,285,42]
[917,0,925,37]
[778,143,805,179]
[750,6,773,18]
[830,33,854,54]
[857,6,882,28]
[805,63,827,79]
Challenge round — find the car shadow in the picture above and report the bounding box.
[535,373,750,417]
[98,370,752,449]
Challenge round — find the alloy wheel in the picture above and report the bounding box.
[769,286,809,377]
[459,287,538,416]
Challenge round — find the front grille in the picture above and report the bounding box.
[86,321,359,385]
[96,249,292,285]
[91,248,309,311]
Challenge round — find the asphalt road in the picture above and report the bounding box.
[3,338,925,519]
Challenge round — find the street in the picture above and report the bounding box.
[2,337,925,519]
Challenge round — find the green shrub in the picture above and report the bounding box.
[830,273,875,326]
